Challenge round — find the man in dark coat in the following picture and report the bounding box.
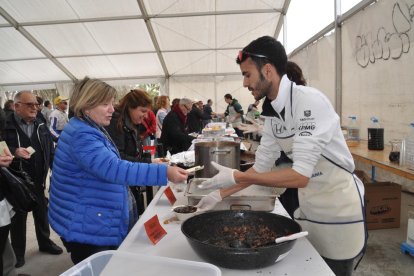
[160,98,195,155]
[0,106,5,135]
[3,100,14,118]
[2,91,62,268]
[202,99,215,127]
[187,100,210,133]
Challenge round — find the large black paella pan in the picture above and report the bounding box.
[181,210,302,269]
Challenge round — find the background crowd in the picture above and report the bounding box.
[0,75,260,274]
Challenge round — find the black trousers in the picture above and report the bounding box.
[61,238,117,265]
[10,187,51,258]
[234,127,244,138]
[278,188,299,218]
[323,257,355,276]
[0,224,11,275]
[130,187,145,216]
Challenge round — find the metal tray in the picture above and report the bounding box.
[185,178,278,211]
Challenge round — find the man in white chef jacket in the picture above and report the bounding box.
[197,36,367,276]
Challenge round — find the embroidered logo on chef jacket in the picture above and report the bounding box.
[272,122,286,135]
[298,122,316,131]
[311,171,323,178]
[304,110,312,117]
[300,117,315,122]
[299,131,312,136]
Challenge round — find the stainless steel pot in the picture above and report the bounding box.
[194,141,240,178]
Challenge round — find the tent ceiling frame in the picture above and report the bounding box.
[170,72,240,78]
[137,0,168,78]
[0,6,77,82]
[1,46,242,62]
[2,71,241,88]
[0,1,284,87]
[0,9,282,28]
[273,0,290,38]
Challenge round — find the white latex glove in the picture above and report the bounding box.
[196,190,222,212]
[238,118,263,134]
[198,161,236,189]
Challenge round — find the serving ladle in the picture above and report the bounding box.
[228,231,309,248]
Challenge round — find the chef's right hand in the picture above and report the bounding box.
[198,161,236,189]
[167,166,188,183]
[196,190,222,212]
[238,123,259,134]
[238,118,263,134]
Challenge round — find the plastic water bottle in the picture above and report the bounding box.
[368,117,384,150]
[407,211,414,247]
[403,123,414,170]
[347,116,360,146]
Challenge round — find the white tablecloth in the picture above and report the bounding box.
[119,184,335,276]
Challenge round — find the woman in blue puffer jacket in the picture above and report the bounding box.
[48,77,188,264]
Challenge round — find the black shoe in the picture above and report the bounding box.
[39,243,63,255]
[15,256,25,268]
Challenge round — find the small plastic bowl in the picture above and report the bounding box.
[172,205,198,221]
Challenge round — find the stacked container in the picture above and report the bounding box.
[402,123,414,170]
[368,117,384,150]
[346,116,360,146]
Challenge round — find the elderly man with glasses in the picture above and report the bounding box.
[160,98,195,155]
[2,91,62,268]
[49,96,69,141]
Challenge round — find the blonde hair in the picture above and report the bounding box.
[70,77,117,118]
[156,95,169,110]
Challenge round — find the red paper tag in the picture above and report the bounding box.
[143,145,156,156]
[164,186,177,205]
[144,215,167,245]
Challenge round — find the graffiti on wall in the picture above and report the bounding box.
[355,1,414,68]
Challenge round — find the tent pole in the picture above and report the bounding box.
[334,0,342,120]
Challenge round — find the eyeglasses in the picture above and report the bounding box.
[17,102,40,108]
[237,50,268,61]
[183,104,192,112]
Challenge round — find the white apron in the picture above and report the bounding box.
[228,105,242,128]
[293,157,366,260]
[267,82,367,260]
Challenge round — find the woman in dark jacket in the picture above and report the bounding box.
[160,98,195,155]
[187,101,210,133]
[105,90,152,163]
[105,89,167,216]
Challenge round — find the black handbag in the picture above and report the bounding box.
[0,167,38,212]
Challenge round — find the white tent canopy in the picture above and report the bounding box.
[0,0,287,89]
[0,0,371,113]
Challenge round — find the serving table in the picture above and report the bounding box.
[119,184,334,275]
[349,140,414,181]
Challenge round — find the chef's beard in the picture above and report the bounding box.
[252,72,272,101]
